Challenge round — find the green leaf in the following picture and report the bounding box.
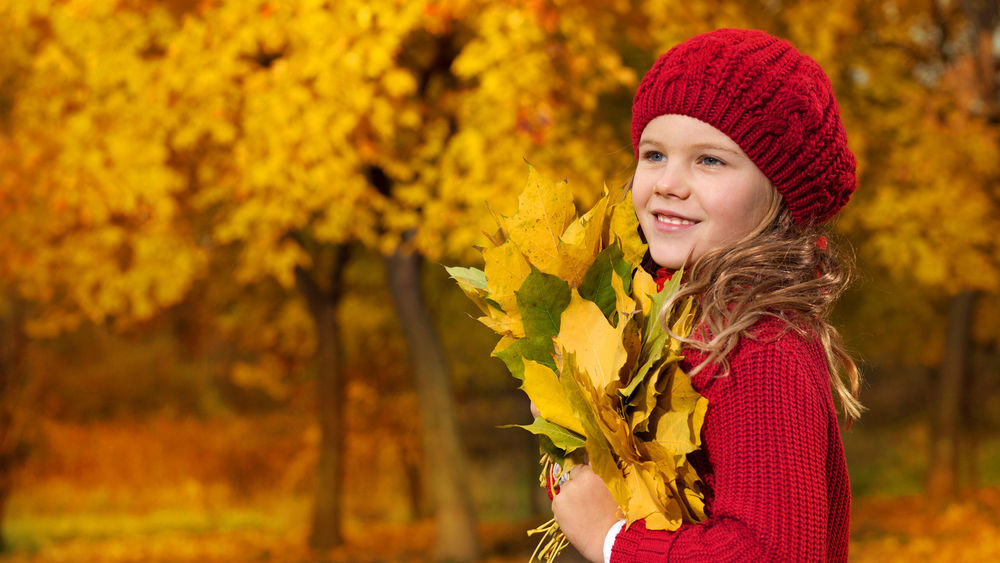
[444,265,487,290]
[516,266,571,338]
[537,434,566,462]
[643,283,670,344]
[446,265,491,315]
[624,324,668,402]
[619,347,657,399]
[578,245,631,318]
[493,335,556,380]
[502,417,586,452]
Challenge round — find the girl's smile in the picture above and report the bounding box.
[652,212,697,229]
[632,114,777,269]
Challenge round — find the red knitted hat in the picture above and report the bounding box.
[631,29,856,225]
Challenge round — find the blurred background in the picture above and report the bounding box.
[1,0,999,561]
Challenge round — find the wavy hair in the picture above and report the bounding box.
[653,191,865,425]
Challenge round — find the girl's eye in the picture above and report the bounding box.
[699,155,725,166]
[643,150,665,162]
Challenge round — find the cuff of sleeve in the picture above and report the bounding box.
[603,519,626,563]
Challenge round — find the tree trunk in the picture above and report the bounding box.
[401,449,426,519]
[927,290,976,501]
[959,347,985,500]
[0,299,27,554]
[0,485,7,553]
[297,246,350,551]
[958,0,999,120]
[385,247,479,562]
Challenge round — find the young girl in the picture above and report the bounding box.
[550,28,863,562]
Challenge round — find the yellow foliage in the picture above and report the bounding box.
[521,360,586,436]
[555,291,628,391]
[808,0,1000,298]
[156,0,639,290]
[558,197,609,287]
[1,0,205,331]
[504,168,577,276]
[1,0,648,333]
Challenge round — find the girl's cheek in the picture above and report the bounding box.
[638,222,654,241]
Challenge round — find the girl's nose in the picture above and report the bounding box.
[653,164,690,198]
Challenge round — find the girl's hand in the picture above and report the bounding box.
[551,464,622,563]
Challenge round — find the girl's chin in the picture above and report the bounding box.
[648,247,691,271]
[650,257,686,271]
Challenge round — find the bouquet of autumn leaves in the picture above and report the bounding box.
[447,167,708,561]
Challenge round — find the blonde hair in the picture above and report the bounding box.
[656,190,865,425]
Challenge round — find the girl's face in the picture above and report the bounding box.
[633,114,776,270]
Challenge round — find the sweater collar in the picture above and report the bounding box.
[654,268,674,292]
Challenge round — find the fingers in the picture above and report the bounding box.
[557,466,570,487]
[550,462,620,561]
[556,464,592,491]
[530,401,541,418]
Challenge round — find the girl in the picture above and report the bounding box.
[550,29,863,562]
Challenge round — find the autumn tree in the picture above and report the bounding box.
[819,0,1000,501]
[0,0,203,550]
[151,0,643,558]
[357,3,642,558]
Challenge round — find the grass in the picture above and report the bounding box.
[3,488,308,555]
[4,416,1000,562]
[1,501,547,563]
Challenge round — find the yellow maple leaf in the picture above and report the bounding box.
[559,355,631,505]
[610,190,646,265]
[555,290,628,391]
[631,269,657,317]
[651,365,708,455]
[624,462,685,530]
[667,296,696,356]
[628,363,666,434]
[483,242,531,313]
[616,320,643,396]
[611,265,637,320]
[504,165,575,275]
[558,195,608,286]
[453,282,491,315]
[521,359,586,436]
[478,302,525,338]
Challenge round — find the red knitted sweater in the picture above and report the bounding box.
[611,317,850,562]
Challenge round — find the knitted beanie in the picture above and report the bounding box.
[631,28,856,225]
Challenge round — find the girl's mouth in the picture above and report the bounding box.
[654,213,696,226]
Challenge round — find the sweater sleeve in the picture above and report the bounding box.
[611,326,843,562]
